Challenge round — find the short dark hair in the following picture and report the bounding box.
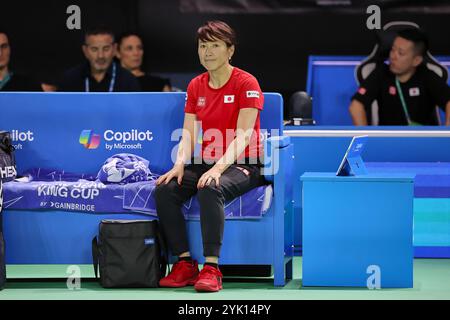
[84,26,115,43]
[117,32,143,48]
[197,21,236,47]
[0,29,9,44]
[0,27,9,37]
[396,28,428,57]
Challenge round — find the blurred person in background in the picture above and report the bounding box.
[0,30,41,91]
[117,32,171,92]
[58,27,140,92]
[349,28,450,126]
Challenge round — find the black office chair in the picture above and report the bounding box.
[355,21,448,125]
[288,91,315,125]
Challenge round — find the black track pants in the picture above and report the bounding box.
[154,161,266,257]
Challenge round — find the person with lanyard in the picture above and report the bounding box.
[116,32,172,92]
[58,27,140,92]
[349,28,450,126]
[154,20,267,292]
[0,31,41,92]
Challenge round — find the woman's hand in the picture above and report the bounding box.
[156,163,185,185]
[197,167,223,189]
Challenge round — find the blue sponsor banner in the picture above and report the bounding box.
[0,92,186,175]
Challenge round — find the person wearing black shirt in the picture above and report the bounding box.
[116,32,172,92]
[349,29,450,126]
[58,28,140,92]
[0,31,41,92]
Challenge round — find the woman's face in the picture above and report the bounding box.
[198,38,234,72]
[117,35,144,71]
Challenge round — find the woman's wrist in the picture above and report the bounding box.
[174,161,185,168]
[212,162,228,174]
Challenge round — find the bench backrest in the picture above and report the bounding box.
[0,92,283,175]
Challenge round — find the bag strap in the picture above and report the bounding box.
[92,236,99,280]
[156,225,169,277]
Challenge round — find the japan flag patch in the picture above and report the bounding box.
[358,87,367,95]
[409,87,420,97]
[224,95,235,103]
[389,86,397,95]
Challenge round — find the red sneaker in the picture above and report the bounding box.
[159,260,199,288]
[194,265,223,292]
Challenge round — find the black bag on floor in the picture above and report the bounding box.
[0,131,17,182]
[1,131,16,289]
[0,180,5,290]
[92,219,167,288]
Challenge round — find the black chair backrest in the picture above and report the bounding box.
[356,21,448,84]
[289,91,312,119]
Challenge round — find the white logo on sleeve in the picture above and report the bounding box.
[409,87,420,97]
[224,95,235,103]
[246,90,260,98]
[197,97,206,107]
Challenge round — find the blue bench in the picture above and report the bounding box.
[0,92,294,286]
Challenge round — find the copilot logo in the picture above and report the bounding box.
[10,129,35,150]
[79,130,101,149]
[79,129,153,150]
[11,130,34,142]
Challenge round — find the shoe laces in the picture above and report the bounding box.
[199,265,222,280]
